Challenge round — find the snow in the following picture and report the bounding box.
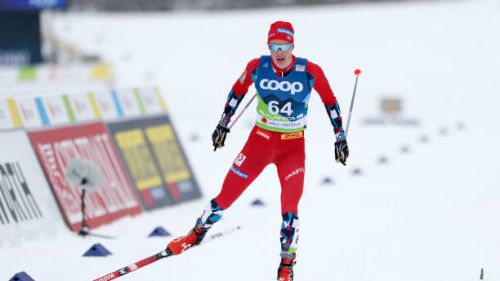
[2,0,500,280]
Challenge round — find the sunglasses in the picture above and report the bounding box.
[268,44,293,52]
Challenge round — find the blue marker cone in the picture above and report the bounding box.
[148,226,171,237]
[83,243,112,257]
[321,176,334,185]
[400,145,410,154]
[418,135,429,143]
[9,272,35,281]
[352,168,363,176]
[377,156,389,164]
[251,198,265,206]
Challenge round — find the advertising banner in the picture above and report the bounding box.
[63,93,96,122]
[0,11,42,64]
[28,122,142,231]
[0,130,65,249]
[114,89,142,118]
[107,114,201,210]
[136,87,167,114]
[39,95,70,126]
[0,99,14,129]
[0,0,66,11]
[14,96,44,128]
[91,89,120,121]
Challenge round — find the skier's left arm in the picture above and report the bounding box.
[212,58,259,151]
[306,61,349,165]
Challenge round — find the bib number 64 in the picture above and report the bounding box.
[269,101,292,116]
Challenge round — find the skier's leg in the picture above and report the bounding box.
[276,135,305,256]
[214,127,274,209]
[167,127,272,255]
[277,212,301,281]
[199,198,225,229]
[275,135,305,280]
[167,199,224,255]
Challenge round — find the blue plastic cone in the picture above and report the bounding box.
[438,127,448,136]
[83,243,112,257]
[400,145,410,154]
[377,156,389,164]
[9,272,35,281]
[321,176,334,185]
[418,135,429,143]
[251,198,265,206]
[148,226,171,237]
[352,168,363,176]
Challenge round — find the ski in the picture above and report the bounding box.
[92,225,241,281]
[81,232,116,239]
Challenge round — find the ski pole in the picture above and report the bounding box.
[92,226,241,281]
[344,69,362,137]
[228,93,257,130]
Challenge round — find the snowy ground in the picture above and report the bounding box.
[2,0,500,280]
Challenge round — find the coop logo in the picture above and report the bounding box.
[259,79,303,95]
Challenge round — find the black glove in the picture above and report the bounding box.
[212,124,230,151]
[334,138,349,165]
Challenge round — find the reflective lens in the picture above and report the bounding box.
[268,44,293,52]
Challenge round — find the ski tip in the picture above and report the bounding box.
[354,69,362,76]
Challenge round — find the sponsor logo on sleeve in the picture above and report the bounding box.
[230,166,248,179]
[234,153,246,167]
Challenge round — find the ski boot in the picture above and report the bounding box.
[277,257,296,281]
[167,218,208,255]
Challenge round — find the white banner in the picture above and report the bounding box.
[0,99,14,130]
[138,87,166,114]
[115,88,141,117]
[92,89,120,121]
[41,95,70,126]
[0,130,65,249]
[14,96,43,128]
[66,93,96,122]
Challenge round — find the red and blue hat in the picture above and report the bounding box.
[267,21,294,44]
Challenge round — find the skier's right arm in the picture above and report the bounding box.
[212,58,260,151]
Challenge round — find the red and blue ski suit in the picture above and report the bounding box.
[201,55,345,259]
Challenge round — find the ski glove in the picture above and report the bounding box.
[212,124,230,151]
[335,138,349,165]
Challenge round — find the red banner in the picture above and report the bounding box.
[28,122,142,231]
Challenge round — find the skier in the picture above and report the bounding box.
[166,21,349,281]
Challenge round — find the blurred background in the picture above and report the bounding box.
[1,0,500,280]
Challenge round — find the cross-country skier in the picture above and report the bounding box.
[166,21,349,281]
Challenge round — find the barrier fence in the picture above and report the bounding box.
[0,86,201,248]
